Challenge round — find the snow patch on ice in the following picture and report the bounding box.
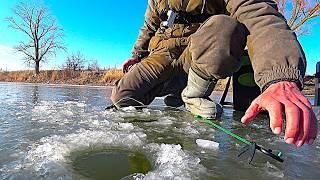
[196,139,219,150]
[115,122,135,131]
[118,107,163,119]
[122,106,138,112]
[184,125,200,135]
[151,116,174,125]
[173,123,200,136]
[144,144,207,179]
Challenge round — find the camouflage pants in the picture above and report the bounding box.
[111,15,247,107]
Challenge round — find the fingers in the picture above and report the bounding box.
[276,96,300,144]
[284,84,316,147]
[122,62,129,73]
[286,92,311,147]
[241,102,260,125]
[242,96,284,135]
[264,99,283,135]
[292,88,312,109]
[122,66,127,73]
[122,59,137,73]
[295,106,309,147]
[274,93,318,147]
[243,82,317,148]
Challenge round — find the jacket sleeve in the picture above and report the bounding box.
[225,0,306,91]
[132,0,161,60]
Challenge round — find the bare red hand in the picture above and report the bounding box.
[241,81,318,147]
[122,58,139,73]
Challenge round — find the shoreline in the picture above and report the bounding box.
[0,81,113,89]
[0,81,315,97]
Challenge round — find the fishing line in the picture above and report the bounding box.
[107,97,183,111]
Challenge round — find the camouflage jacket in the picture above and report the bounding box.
[132,0,306,90]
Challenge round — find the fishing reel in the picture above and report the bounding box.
[238,142,284,164]
[195,115,284,164]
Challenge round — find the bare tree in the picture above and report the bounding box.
[64,51,86,71]
[87,59,101,71]
[6,2,65,74]
[275,0,320,35]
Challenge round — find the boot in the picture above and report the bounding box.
[182,68,223,119]
[164,93,184,107]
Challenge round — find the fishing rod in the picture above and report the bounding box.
[195,115,284,164]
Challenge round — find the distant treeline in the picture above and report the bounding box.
[0,69,123,86]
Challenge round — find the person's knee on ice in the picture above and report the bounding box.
[111,58,187,109]
[110,79,144,109]
[110,63,155,109]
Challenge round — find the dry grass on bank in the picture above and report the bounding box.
[0,69,124,86]
[0,70,34,82]
[102,69,124,83]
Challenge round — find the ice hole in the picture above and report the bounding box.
[71,149,152,179]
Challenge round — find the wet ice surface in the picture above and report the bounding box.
[0,82,319,179]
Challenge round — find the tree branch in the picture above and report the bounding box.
[15,44,35,62]
[288,1,302,27]
[310,14,320,18]
[292,2,320,31]
[6,17,34,39]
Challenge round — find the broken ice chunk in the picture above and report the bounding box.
[196,139,219,150]
[122,106,137,112]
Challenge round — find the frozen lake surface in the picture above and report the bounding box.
[0,82,319,179]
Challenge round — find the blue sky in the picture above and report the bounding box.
[0,0,319,74]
